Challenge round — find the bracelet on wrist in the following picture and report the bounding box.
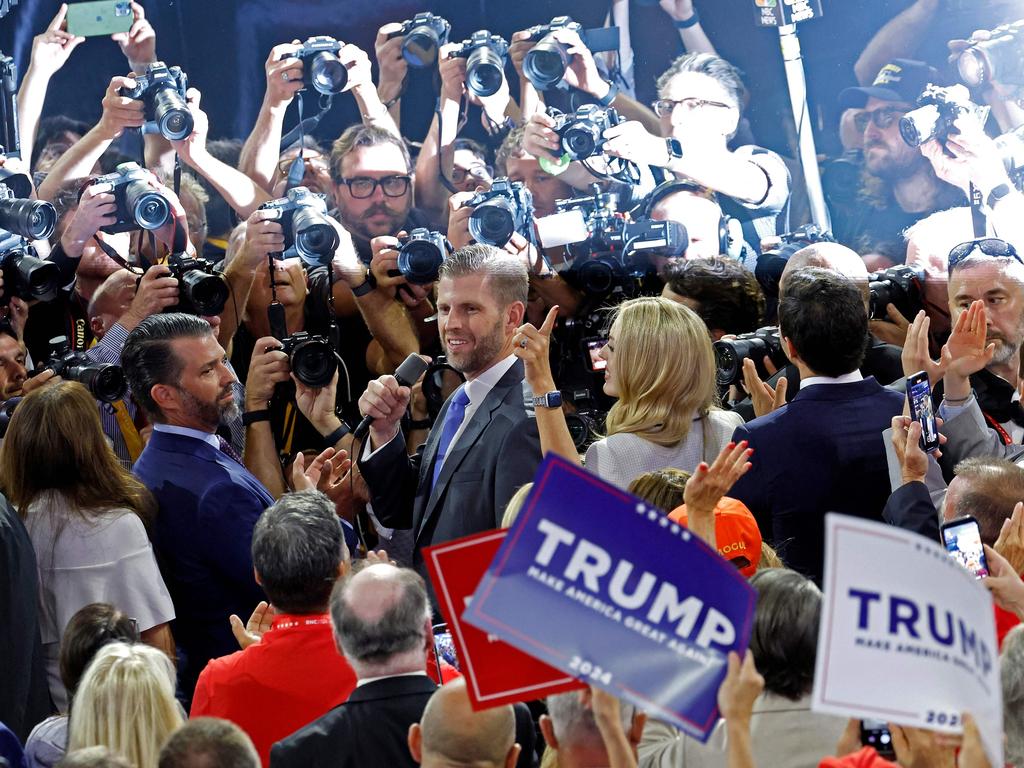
[942,390,974,405]
[675,10,701,28]
[322,422,351,447]
[242,409,271,426]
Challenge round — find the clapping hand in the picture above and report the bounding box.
[901,311,952,386]
[994,501,1024,574]
[946,300,995,380]
[229,601,275,649]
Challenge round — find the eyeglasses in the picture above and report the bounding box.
[853,107,907,132]
[277,149,325,177]
[451,165,492,185]
[336,175,412,199]
[652,97,731,118]
[947,238,1024,273]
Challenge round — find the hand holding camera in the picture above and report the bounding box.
[602,120,669,168]
[294,367,343,437]
[541,26,607,99]
[120,61,193,141]
[375,24,408,106]
[61,182,117,258]
[168,88,209,168]
[120,264,179,330]
[97,75,146,141]
[243,207,286,261]
[446,191,475,251]
[245,335,292,409]
[920,112,1011,197]
[523,111,561,159]
[264,41,304,113]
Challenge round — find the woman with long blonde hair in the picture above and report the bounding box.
[584,297,743,490]
[0,381,175,711]
[67,642,183,768]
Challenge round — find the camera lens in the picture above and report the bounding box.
[898,105,940,148]
[125,180,171,230]
[180,270,229,316]
[0,197,57,240]
[469,200,515,247]
[562,124,600,160]
[291,337,338,388]
[309,51,348,95]
[524,37,570,90]
[577,258,617,296]
[151,87,193,141]
[713,337,768,387]
[69,362,128,403]
[957,49,988,88]
[403,27,440,68]
[2,251,60,302]
[466,44,505,98]
[291,204,340,267]
[868,281,896,320]
[399,238,444,284]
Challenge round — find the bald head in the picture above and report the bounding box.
[782,243,869,306]
[410,679,518,768]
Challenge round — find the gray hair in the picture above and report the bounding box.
[330,566,431,664]
[656,52,746,110]
[438,243,529,309]
[547,691,636,747]
[159,718,260,768]
[252,490,350,615]
[1003,624,1024,766]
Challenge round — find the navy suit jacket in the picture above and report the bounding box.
[133,429,273,692]
[728,377,904,583]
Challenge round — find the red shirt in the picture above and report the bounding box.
[190,613,357,767]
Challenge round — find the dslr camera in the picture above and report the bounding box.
[267,303,338,389]
[899,84,988,148]
[86,162,172,235]
[466,178,534,247]
[868,265,925,321]
[120,61,193,141]
[755,223,834,301]
[389,12,450,68]
[397,228,452,285]
[164,253,229,317]
[550,104,621,161]
[0,396,19,440]
[713,327,787,388]
[39,336,127,403]
[450,30,509,98]
[523,16,619,91]
[0,177,59,304]
[258,186,340,267]
[285,36,347,96]
[957,20,1024,88]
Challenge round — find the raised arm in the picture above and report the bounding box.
[853,0,938,86]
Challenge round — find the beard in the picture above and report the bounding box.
[864,141,927,180]
[178,383,239,431]
[344,201,409,241]
[444,319,506,376]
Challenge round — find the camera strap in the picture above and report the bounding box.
[435,95,459,195]
[969,182,987,239]
[278,93,333,156]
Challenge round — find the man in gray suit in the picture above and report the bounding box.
[357,244,542,578]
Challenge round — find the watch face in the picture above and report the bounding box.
[666,138,683,158]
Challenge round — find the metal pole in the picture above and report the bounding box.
[778,23,831,231]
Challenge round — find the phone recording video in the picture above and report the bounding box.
[906,371,940,453]
[940,515,990,579]
[432,623,459,679]
[860,719,894,758]
[584,337,608,372]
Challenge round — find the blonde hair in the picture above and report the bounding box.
[604,297,718,447]
[500,483,533,528]
[627,468,691,512]
[68,642,183,768]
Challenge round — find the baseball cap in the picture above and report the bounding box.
[668,497,762,577]
[838,59,942,110]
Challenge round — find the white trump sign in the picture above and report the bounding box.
[812,514,1002,767]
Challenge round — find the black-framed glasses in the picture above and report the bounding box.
[277,149,325,176]
[451,165,493,185]
[652,97,731,118]
[853,107,907,132]
[947,238,1023,273]
[336,175,411,199]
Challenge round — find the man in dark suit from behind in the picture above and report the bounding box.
[728,268,905,583]
[357,244,542,576]
[122,313,275,697]
[269,563,437,768]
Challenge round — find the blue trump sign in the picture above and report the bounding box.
[464,455,757,740]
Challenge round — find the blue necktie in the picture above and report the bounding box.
[432,386,471,490]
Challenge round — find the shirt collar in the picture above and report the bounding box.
[801,370,864,389]
[464,354,517,406]
[356,671,429,687]
[152,423,220,449]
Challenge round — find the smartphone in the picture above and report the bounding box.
[860,719,895,758]
[906,371,941,453]
[583,337,607,372]
[940,515,990,579]
[432,623,459,679]
[66,1,133,37]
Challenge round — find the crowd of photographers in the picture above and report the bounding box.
[5,0,1024,766]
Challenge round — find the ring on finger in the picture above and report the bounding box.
[519,338,528,348]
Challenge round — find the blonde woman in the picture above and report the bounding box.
[585,297,743,490]
[67,642,183,768]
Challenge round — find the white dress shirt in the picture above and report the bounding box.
[152,423,221,450]
[800,370,864,389]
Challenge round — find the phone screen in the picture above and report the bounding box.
[906,372,940,453]
[860,719,894,756]
[432,623,459,678]
[585,338,608,372]
[941,517,990,579]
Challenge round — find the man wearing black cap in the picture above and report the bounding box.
[831,59,964,269]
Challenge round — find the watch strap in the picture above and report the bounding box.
[987,183,1012,209]
[351,271,377,297]
[596,81,618,107]
[242,409,271,426]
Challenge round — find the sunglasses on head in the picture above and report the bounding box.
[947,238,1023,274]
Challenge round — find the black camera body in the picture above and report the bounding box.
[398,228,452,285]
[868,265,925,321]
[756,223,835,301]
[164,253,228,317]
[450,30,509,98]
[899,84,987,148]
[958,20,1024,88]
[713,326,786,388]
[257,186,340,267]
[550,104,621,161]
[278,331,337,389]
[88,162,172,235]
[523,16,619,91]
[466,178,534,247]
[40,336,127,403]
[0,180,58,305]
[389,12,450,68]
[288,36,347,96]
[120,61,193,141]
[0,395,20,440]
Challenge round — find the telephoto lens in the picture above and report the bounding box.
[151,86,193,141]
[524,33,570,90]
[0,196,56,240]
[291,205,340,266]
[0,249,60,303]
[466,44,505,98]
[712,327,785,388]
[42,337,128,403]
[309,51,347,95]
[124,177,171,230]
[398,229,450,284]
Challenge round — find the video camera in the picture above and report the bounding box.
[899,84,988,148]
[389,12,450,68]
[549,104,621,162]
[284,36,347,96]
[450,30,509,99]
[868,265,925,321]
[397,228,452,285]
[957,20,1024,88]
[86,162,172,235]
[120,62,193,141]
[713,327,786,388]
[0,177,59,304]
[164,253,228,317]
[466,178,534,247]
[522,16,619,91]
[39,336,127,403]
[257,186,340,267]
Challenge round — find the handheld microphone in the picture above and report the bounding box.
[353,353,430,439]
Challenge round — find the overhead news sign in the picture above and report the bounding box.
[463,455,756,741]
[812,515,1003,768]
